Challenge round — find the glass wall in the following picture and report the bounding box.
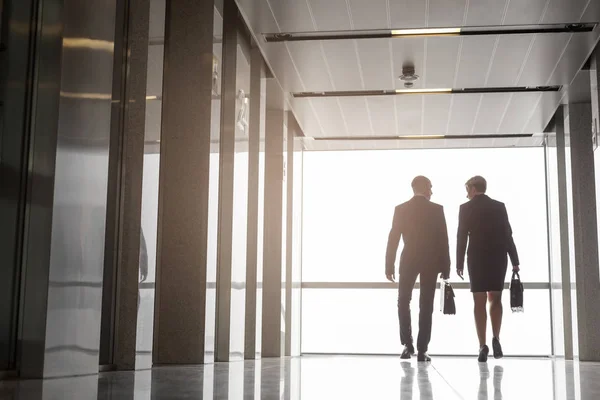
[301,148,552,355]
[136,0,166,369]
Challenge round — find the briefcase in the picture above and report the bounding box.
[440,280,456,315]
[510,272,524,312]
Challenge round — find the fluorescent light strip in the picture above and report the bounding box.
[395,88,452,94]
[391,27,461,36]
[292,86,560,98]
[264,23,595,42]
[309,134,533,141]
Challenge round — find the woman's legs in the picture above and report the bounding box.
[488,291,503,339]
[473,292,488,348]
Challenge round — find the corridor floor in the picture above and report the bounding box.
[1,355,599,399]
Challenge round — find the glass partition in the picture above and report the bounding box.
[301,148,552,355]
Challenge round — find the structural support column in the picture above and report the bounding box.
[153,0,215,365]
[564,101,600,361]
[245,47,266,360]
[261,82,286,358]
[101,0,150,370]
[553,107,575,359]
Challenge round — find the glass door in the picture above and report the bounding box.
[301,148,553,356]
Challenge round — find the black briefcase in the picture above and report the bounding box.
[510,272,524,312]
[440,280,456,315]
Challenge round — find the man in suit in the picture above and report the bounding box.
[456,176,520,362]
[386,176,451,362]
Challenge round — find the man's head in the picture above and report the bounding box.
[465,175,487,200]
[411,176,433,200]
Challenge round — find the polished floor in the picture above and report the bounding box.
[1,355,600,399]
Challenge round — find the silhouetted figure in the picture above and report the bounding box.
[385,176,451,362]
[138,228,148,311]
[457,176,520,362]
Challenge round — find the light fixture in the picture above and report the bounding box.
[264,23,596,42]
[63,38,114,52]
[391,27,461,37]
[310,134,533,141]
[395,88,452,94]
[292,86,560,98]
[146,95,159,100]
[60,91,111,100]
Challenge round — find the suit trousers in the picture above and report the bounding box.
[397,267,438,352]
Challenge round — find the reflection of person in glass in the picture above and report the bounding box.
[385,176,451,362]
[478,364,504,400]
[138,228,148,311]
[400,362,434,399]
[456,176,520,362]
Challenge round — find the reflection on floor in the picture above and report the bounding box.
[1,355,600,399]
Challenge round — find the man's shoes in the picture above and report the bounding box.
[478,345,490,362]
[401,345,415,359]
[492,337,503,359]
[417,352,431,362]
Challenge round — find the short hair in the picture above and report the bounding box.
[411,175,432,194]
[466,176,487,193]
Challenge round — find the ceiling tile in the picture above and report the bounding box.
[497,93,542,133]
[424,37,461,87]
[547,30,600,86]
[307,0,352,30]
[428,0,468,27]
[517,33,571,86]
[486,35,535,87]
[290,98,325,137]
[395,94,423,135]
[523,91,563,133]
[455,36,498,87]
[286,42,334,91]
[389,0,427,28]
[542,0,590,23]
[309,98,348,136]
[465,0,507,26]
[368,97,397,135]
[269,0,315,32]
[348,0,389,29]
[447,94,481,134]
[392,38,426,89]
[357,39,394,89]
[423,95,452,134]
[581,0,600,23]
[338,97,373,136]
[472,94,512,134]
[503,0,548,25]
[263,42,306,92]
[321,41,363,90]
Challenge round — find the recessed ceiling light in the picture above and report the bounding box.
[391,28,461,37]
[395,88,452,94]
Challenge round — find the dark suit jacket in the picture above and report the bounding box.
[456,194,519,270]
[385,196,451,276]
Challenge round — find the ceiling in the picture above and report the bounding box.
[235,0,600,150]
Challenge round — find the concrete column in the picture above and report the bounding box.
[261,84,286,358]
[554,107,575,359]
[564,101,600,361]
[245,48,266,360]
[153,0,216,365]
